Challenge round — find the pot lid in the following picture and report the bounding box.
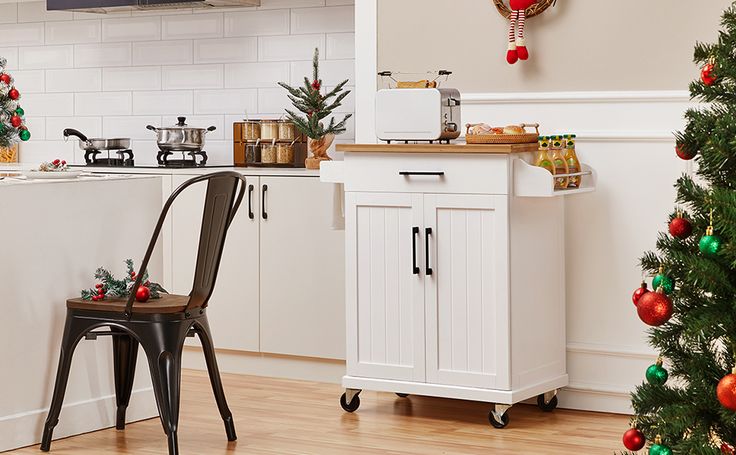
[156,117,210,131]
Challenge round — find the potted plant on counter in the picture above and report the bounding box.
[279,48,352,169]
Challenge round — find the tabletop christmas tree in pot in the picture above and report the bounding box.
[279,48,351,169]
[620,3,736,454]
[0,56,30,162]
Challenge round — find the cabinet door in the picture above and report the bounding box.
[345,192,425,382]
[171,174,260,352]
[259,176,346,359]
[424,194,510,389]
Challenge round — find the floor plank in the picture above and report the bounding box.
[11,369,630,454]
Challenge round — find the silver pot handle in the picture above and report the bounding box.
[146,125,158,132]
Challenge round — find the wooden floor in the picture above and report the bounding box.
[12,369,630,454]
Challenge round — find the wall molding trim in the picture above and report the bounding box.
[462,90,691,105]
[567,342,657,360]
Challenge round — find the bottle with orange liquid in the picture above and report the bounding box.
[534,136,555,175]
[550,135,569,189]
[564,134,582,188]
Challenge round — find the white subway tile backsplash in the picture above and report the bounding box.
[132,40,192,66]
[103,66,162,91]
[73,10,131,21]
[259,34,324,62]
[133,90,193,115]
[19,140,75,164]
[162,64,222,90]
[102,115,161,139]
[47,68,102,92]
[23,117,45,141]
[19,45,73,69]
[0,3,18,24]
[290,59,353,86]
[75,43,132,68]
[22,93,74,117]
[102,16,161,42]
[291,6,353,34]
[224,9,288,38]
[326,0,354,5]
[326,33,354,59]
[46,116,102,141]
[224,61,288,88]
[257,87,290,114]
[18,2,72,23]
[162,13,223,40]
[0,47,18,69]
[45,20,101,45]
[0,23,45,46]
[194,89,256,115]
[11,70,45,93]
[161,114,224,140]
[258,0,324,9]
[75,92,132,116]
[193,37,257,64]
[224,114,243,139]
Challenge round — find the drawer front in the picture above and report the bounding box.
[344,153,509,194]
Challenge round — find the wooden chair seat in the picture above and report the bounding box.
[67,294,190,314]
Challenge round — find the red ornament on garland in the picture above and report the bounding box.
[676,143,696,160]
[723,442,735,455]
[0,73,10,85]
[702,62,717,86]
[622,427,646,451]
[718,368,736,411]
[8,87,19,100]
[637,287,673,326]
[669,213,693,239]
[632,281,649,306]
[135,285,150,303]
[311,80,321,91]
[10,115,22,128]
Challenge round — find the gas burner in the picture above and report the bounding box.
[157,150,208,167]
[84,149,135,167]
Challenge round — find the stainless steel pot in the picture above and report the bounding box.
[146,117,216,152]
[63,128,130,151]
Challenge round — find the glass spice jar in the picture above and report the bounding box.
[260,120,279,141]
[261,144,277,164]
[246,143,259,164]
[278,120,296,141]
[277,143,294,164]
[242,121,261,141]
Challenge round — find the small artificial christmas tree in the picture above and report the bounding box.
[278,48,352,169]
[621,3,736,454]
[0,56,30,161]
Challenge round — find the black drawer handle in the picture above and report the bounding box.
[399,171,445,176]
[248,184,254,219]
[412,227,420,275]
[425,227,433,275]
[262,184,268,219]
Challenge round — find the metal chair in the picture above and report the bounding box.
[40,171,247,455]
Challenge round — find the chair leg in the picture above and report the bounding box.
[40,315,91,452]
[111,327,139,430]
[195,317,237,441]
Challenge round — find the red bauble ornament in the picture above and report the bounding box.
[8,87,19,100]
[702,62,717,86]
[718,370,736,411]
[135,285,150,303]
[0,73,10,85]
[622,428,646,451]
[10,115,21,128]
[723,442,735,455]
[676,143,696,160]
[637,288,673,326]
[632,281,649,306]
[669,215,693,239]
[311,80,321,91]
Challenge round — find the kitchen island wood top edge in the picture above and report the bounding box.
[336,142,537,154]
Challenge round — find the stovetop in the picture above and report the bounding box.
[72,148,231,169]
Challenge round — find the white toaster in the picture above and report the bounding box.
[375,88,462,142]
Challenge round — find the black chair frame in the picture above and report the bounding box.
[41,171,247,455]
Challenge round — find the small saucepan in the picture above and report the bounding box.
[63,128,131,151]
[146,117,216,152]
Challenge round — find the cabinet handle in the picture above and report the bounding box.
[248,184,254,220]
[411,227,420,275]
[262,184,268,220]
[399,171,445,177]
[425,227,433,275]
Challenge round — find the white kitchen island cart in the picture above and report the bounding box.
[325,142,596,428]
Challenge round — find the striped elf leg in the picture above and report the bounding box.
[506,10,519,65]
[516,9,529,60]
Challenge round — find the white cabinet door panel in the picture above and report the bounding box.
[346,192,425,382]
[424,194,510,389]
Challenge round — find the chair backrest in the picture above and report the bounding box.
[124,171,247,319]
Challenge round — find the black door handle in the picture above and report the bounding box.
[248,184,254,219]
[262,184,268,219]
[412,227,420,275]
[399,171,445,176]
[425,227,433,275]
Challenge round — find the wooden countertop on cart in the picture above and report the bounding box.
[336,142,538,154]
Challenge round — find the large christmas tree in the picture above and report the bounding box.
[0,56,30,151]
[621,3,736,454]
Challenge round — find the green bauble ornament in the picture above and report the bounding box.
[649,435,672,455]
[19,128,30,141]
[15,106,24,117]
[652,267,675,295]
[646,358,668,385]
[699,231,722,257]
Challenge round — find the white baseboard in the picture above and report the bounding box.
[0,387,157,452]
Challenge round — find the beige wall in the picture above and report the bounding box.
[377,0,732,92]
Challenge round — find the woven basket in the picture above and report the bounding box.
[465,123,539,144]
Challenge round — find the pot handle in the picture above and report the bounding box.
[63,128,88,142]
[206,126,217,133]
[146,125,158,132]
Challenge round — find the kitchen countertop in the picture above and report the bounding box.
[0,164,321,177]
[336,142,538,154]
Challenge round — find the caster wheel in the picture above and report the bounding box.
[395,393,409,398]
[340,393,360,413]
[537,394,558,412]
[488,410,510,429]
